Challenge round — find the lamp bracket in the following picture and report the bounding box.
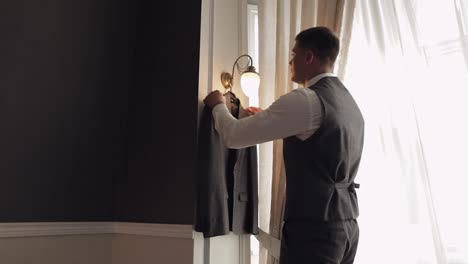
[220,72,233,89]
[220,54,255,90]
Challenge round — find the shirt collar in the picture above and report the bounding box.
[305,73,336,88]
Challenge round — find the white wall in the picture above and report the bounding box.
[198,0,249,107]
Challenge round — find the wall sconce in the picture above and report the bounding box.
[220,54,260,97]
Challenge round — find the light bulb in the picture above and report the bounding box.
[240,71,260,99]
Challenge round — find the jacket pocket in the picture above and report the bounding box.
[238,192,248,202]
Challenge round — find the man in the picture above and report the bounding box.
[204,26,364,264]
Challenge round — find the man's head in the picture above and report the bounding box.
[289,27,340,85]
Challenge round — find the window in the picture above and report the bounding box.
[344,1,468,263]
[247,3,261,264]
[247,4,260,107]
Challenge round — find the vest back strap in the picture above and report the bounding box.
[334,182,360,191]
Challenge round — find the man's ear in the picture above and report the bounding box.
[305,50,314,64]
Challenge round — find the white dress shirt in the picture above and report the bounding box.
[212,73,335,149]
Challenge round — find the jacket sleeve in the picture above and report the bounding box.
[194,106,230,237]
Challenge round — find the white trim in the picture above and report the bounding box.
[192,231,205,264]
[198,0,214,95]
[239,234,251,264]
[240,0,249,55]
[0,222,193,239]
[247,4,259,68]
[113,222,193,239]
[0,222,114,238]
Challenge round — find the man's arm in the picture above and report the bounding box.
[204,89,320,149]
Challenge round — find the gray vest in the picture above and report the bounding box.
[283,77,364,221]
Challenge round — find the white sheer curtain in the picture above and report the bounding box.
[255,1,356,263]
[344,0,468,263]
[255,0,468,263]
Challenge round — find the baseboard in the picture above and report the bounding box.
[0,222,193,239]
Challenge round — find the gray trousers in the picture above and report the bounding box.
[279,219,359,264]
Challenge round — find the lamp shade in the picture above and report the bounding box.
[240,71,260,98]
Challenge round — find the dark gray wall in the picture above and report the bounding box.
[118,1,201,224]
[0,0,200,224]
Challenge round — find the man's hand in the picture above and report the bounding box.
[245,106,263,116]
[203,90,225,109]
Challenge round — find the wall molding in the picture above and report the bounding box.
[113,222,193,239]
[0,222,194,239]
[0,222,114,238]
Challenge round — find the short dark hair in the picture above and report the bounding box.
[295,27,340,66]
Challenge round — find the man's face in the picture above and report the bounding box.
[289,42,313,84]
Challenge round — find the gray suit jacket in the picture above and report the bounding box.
[194,92,259,238]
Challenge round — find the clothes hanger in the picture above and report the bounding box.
[223,87,239,104]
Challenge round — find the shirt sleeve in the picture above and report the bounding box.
[211,89,321,149]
